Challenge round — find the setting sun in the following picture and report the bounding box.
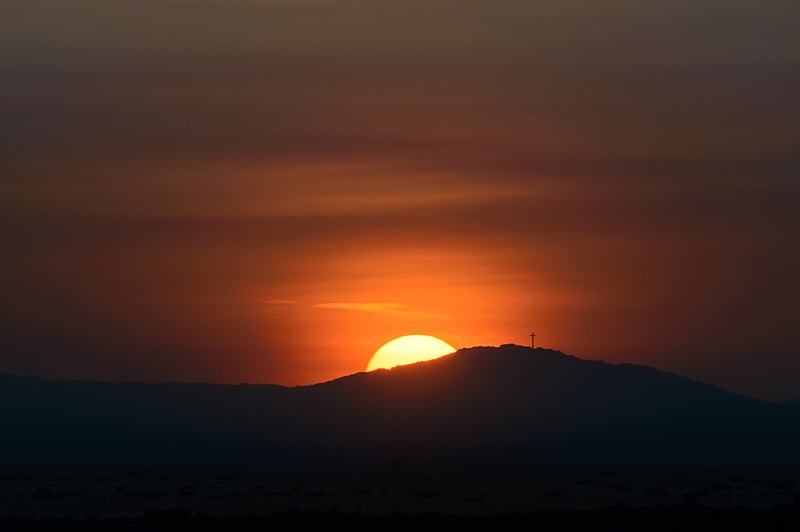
[366,335,456,372]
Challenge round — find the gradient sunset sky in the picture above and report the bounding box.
[1,1,798,400]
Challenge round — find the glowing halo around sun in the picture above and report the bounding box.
[366,335,456,372]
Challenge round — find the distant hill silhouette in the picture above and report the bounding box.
[2,345,799,468]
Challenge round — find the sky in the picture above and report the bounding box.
[1,0,798,400]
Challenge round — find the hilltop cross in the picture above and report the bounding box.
[530,331,536,350]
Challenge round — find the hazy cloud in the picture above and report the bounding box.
[314,303,435,318]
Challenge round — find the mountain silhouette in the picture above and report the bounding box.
[2,345,799,469]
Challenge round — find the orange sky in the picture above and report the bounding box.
[0,0,798,400]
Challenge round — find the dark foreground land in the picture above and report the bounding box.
[3,504,800,532]
[2,466,799,531]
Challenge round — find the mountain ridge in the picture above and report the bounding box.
[0,345,777,406]
[1,345,798,468]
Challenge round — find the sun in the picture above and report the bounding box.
[366,335,456,372]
